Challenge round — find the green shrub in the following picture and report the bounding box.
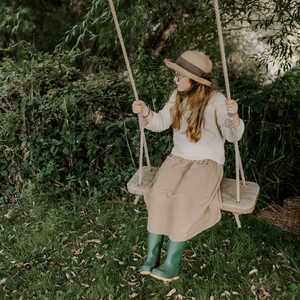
[0,46,299,205]
[0,48,135,202]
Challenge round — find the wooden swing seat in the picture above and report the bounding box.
[108,0,260,229]
[127,166,260,228]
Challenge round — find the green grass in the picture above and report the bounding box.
[0,194,299,300]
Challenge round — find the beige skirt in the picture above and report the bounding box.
[144,155,224,242]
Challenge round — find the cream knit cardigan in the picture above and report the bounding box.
[144,90,245,165]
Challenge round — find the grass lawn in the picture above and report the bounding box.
[0,193,299,300]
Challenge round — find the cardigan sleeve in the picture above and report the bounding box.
[215,93,245,143]
[143,90,177,132]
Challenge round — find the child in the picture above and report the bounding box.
[132,50,244,282]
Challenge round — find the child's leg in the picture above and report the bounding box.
[139,232,164,275]
[150,238,187,282]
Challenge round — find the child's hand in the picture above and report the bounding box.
[132,100,150,117]
[226,99,238,116]
[225,99,240,128]
[226,99,239,116]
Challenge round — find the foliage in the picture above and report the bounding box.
[221,0,300,71]
[64,0,300,71]
[0,46,299,205]
[0,47,138,202]
[0,3,299,298]
[0,0,80,51]
[227,68,300,202]
[0,5,36,49]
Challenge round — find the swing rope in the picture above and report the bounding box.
[213,0,246,203]
[108,0,246,202]
[107,0,151,187]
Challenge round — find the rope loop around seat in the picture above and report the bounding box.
[213,0,246,202]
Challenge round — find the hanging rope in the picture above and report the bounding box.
[108,0,246,202]
[213,0,246,203]
[107,0,151,186]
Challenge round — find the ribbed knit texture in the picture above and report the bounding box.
[144,90,244,165]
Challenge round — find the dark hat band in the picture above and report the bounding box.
[176,56,211,79]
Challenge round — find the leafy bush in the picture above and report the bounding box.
[0,48,136,202]
[229,69,300,203]
[64,0,299,72]
[0,46,299,205]
[0,1,80,51]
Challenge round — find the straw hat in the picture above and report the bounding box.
[164,50,213,87]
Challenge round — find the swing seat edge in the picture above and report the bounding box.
[127,167,260,216]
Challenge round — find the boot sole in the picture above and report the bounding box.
[139,270,151,275]
[150,272,179,282]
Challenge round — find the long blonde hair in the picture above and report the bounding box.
[172,80,214,142]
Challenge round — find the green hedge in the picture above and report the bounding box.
[0,47,299,205]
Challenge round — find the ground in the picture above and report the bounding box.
[0,195,299,299]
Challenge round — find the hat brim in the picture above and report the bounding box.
[164,59,212,87]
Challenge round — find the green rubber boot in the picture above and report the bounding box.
[150,239,186,282]
[139,233,163,275]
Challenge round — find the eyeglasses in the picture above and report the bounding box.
[175,72,187,82]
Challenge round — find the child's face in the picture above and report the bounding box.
[174,72,192,92]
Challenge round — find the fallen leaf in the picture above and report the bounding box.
[250,285,257,297]
[221,290,230,297]
[133,252,143,258]
[258,287,271,300]
[73,248,82,256]
[249,268,258,275]
[96,253,104,260]
[167,288,176,297]
[129,293,138,299]
[4,209,13,219]
[85,239,101,244]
